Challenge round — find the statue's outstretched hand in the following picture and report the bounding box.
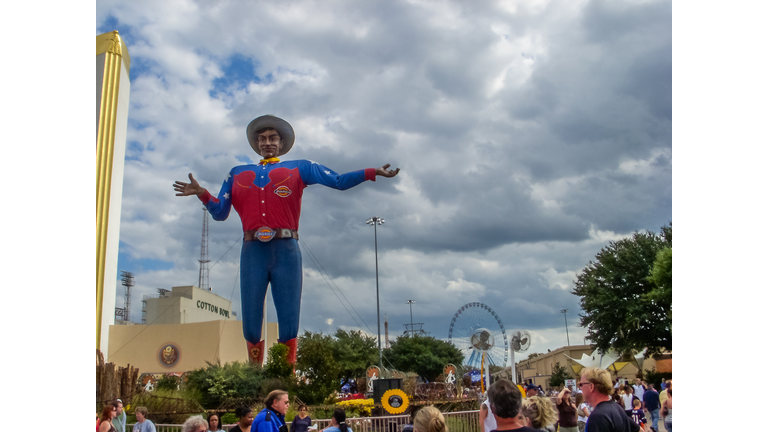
[376,164,400,178]
[174,173,204,197]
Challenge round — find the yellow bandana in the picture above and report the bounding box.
[259,157,281,165]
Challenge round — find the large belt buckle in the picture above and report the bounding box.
[256,227,276,242]
[279,229,292,238]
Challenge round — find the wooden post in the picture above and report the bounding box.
[104,363,116,401]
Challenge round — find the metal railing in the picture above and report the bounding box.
[128,410,481,432]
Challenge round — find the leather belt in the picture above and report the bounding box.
[244,227,299,242]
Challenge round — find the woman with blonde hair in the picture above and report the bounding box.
[413,406,447,432]
[521,396,557,431]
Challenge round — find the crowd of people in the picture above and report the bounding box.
[478,372,672,432]
[99,372,671,432]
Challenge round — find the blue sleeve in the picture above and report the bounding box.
[201,170,234,221]
[299,161,372,191]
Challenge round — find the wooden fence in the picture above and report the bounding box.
[97,349,140,407]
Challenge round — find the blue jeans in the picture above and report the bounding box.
[240,238,303,344]
[664,421,671,432]
[648,408,659,430]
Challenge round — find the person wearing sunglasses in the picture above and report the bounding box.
[99,402,119,432]
[578,368,639,432]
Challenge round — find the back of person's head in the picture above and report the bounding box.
[410,405,424,423]
[623,385,632,394]
[235,406,253,420]
[413,406,446,432]
[521,396,557,430]
[182,415,208,432]
[488,379,523,419]
[574,393,584,406]
[633,399,641,408]
[332,408,349,432]
[581,368,612,396]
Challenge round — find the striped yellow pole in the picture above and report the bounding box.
[481,352,486,393]
[96,31,128,350]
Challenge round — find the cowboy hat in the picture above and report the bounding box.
[246,114,295,156]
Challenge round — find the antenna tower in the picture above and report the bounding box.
[198,207,211,290]
[115,270,134,321]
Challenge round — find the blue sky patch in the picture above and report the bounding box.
[210,54,261,98]
[118,245,175,273]
[236,155,254,164]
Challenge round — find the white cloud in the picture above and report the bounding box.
[538,268,577,290]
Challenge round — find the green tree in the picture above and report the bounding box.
[383,335,464,382]
[572,224,672,356]
[646,246,672,325]
[265,343,293,380]
[548,362,572,388]
[156,374,180,391]
[295,331,341,404]
[333,329,378,389]
[186,361,266,409]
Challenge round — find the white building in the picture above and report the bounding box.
[141,285,238,325]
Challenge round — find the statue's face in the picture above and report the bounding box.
[257,129,284,158]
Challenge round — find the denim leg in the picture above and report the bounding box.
[240,241,270,344]
[650,409,659,430]
[269,239,303,342]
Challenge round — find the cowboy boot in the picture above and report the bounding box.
[284,338,298,373]
[247,340,265,365]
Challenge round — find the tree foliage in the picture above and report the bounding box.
[265,343,293,380]
[186,361,266,409]
[548,362,572,388]
[383,335,464,382]
[572,224,672,356]
[333,329,378,389]
[295,331,342,404]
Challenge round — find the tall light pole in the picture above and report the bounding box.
[561,309,570,346]
[406,300,415,337]
[366,216,384,368]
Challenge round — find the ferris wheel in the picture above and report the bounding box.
[448,302,508,370]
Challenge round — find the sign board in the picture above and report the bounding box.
[565,379,577,387]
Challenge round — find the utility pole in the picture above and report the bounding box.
[366,216,385,369]
[406,300,416,337]
[561,309,570,346]
[198,207,210,290]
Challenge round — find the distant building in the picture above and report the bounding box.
[516,344,672,389]
[141,285,237,325]
[108,285,281,373]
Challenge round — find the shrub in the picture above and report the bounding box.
[186,361,267,409]
[221,412,239,425]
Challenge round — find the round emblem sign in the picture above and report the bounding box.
[158,343,180,368]
[382,389,409,414]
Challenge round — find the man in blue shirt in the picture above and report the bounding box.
[254,390,290,432]
[642,384,661,432]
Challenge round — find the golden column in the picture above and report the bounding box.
[96,30,131,356]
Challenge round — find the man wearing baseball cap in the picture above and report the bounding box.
[174,115,399,365]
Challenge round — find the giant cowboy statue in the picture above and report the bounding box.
[173,115,400,366]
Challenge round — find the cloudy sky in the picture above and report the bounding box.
[97,0,672,366]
